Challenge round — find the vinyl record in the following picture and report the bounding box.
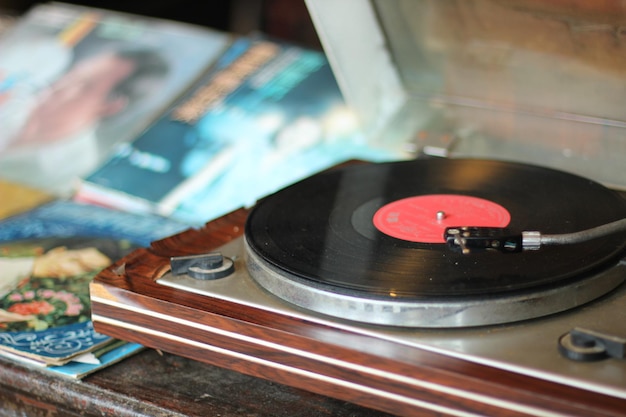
[244,159,626,300]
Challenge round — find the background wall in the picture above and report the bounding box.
[0,0,321,48]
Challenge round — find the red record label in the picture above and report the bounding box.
[373,194,511,243]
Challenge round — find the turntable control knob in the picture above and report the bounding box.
[170,252,235,280]
[558,327,626,362]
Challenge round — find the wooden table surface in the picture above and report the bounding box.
[0,347,393,417]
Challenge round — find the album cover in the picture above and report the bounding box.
[0,2,229,195]
[48,340,144,379]
[0,200,187,373]
[77,35,398,225]
[0,179,53,220]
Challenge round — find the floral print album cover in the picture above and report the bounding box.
[0,200,187,365]
[0,236,132,364]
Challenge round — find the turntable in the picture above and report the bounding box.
[90,158,626,416]
[90,1,626,416]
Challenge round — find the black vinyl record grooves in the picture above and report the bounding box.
[244,159,626,300]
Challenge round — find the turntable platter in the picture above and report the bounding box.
[244,159,626,326]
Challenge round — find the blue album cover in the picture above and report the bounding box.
[82,36,396,225]
[49,341,144,379]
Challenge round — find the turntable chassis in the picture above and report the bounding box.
[90,209,626,417]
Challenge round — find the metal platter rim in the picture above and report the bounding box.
[244,236,626,328]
